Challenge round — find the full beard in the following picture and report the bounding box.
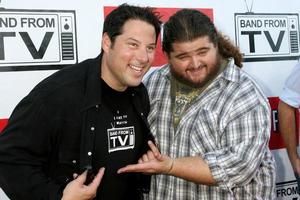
[171,56,223,88]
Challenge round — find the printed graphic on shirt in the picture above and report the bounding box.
[174,96,189,116]
[107,113,135,153]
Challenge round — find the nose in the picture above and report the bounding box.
[136,48,149,64]
[191,56,200,69]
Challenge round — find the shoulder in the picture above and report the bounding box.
[219,61,270,115]
[27,56,99,103]
[143,64,170,94]
[233,69,270,112]
[145,65,169,81]
[239,69,267,98]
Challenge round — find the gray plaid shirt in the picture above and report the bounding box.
[143,58,276,200]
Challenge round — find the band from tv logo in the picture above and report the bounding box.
[235,13,300,62]
[0,9,78,71]
[107,126,135,153]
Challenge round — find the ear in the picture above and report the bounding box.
[102,32,112,53]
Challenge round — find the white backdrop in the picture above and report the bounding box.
[0,0,300,199]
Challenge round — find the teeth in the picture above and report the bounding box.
[129,64,143,72]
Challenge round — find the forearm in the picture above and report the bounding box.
[168,156,216,185]
[278,100,298,162]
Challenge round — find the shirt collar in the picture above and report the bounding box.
[82,54,102,111]
[219,58,241,83]
[81,54,145,111]
[160,63,172,79]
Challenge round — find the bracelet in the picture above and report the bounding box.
[167,158,174,174]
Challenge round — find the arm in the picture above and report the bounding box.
[0,96,69,199]
[0,96,105,200]
[118,141,216,185]
[200,104,272,189]
[168,157,216,185]
[119,104,271,188]
[278,100,300,174]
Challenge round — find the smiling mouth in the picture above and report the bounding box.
[129,64,144,72]
[188,67,203,73]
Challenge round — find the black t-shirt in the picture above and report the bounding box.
[93,79,145,200]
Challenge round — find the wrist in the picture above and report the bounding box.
[166,158,174,175]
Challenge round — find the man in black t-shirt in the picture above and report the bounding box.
[0,4,161,200]
[94,79,149,199]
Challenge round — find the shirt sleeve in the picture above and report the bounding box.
[203,103,271,190]
[0,94,63,200]
[279,62,300,108]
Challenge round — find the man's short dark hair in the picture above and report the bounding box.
[103,3,162,45]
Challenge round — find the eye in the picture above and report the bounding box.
[128,42,138,48]
[197,49,209,56]
[178,55,189,61]
[147,46,155,52]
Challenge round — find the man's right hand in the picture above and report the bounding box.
[61,167,105,200]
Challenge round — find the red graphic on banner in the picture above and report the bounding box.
[104,7,214,67]
[0,118,8,133]
[268,97,300,150]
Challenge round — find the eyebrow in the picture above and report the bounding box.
[127,37,156,46]
[174,47,209,58]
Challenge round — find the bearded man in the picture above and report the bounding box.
[118,8,276,200]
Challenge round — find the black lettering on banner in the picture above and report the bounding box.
[19,32,54,59]
[276,182,299,198]
[240,19,263,28]
[241,31,261,52]
[0,10,78,71]
[241,30,285,53]
[264,31,285,52]
[264,19,286,28]
[0,32,16,60]
[235,13,300,62]
[20,17,55,28]
[0,17,17,28]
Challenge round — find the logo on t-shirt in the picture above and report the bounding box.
[107,126,135,153]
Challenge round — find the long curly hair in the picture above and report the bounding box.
[163,9,243,68]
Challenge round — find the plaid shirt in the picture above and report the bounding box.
[143,58,276,200]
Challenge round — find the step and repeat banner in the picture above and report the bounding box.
[0,0,300,199]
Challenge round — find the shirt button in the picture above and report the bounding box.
[141,112,144,116]
[90,127,95,131]
[88,152,92,156]
[95,105,99,109]
[132,93,135,96]
[72,160,77,164]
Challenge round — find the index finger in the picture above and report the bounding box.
[148,141,161,160]
[117,163,149,174]
[88,167,105,189]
